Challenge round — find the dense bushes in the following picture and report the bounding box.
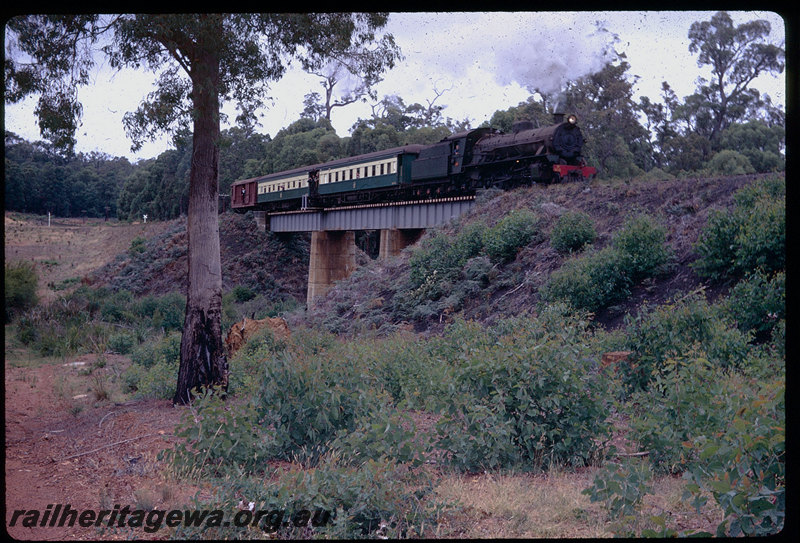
[482,208,541,262]
[168,305,617,477]
[618,293,751,393]
[541,247,630,313]
[401,207,541,320]
[541,214,670,312]
[435,306,612,471]
[172,451,437,539]
[693,176,784,280]
[123,332,181,399]
[726,270,784,338]
[258,344,387,463]
[549,211,596,254]
[10,285,185,361]
[5,261,38,322]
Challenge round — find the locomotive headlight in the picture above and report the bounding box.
[567,114,578,125]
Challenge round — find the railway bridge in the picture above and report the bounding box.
[252,196,475,305]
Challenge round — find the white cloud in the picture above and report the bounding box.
[4,11,786,161]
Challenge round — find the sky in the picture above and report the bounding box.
[3,11,787,162]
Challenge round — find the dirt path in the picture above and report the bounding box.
[4,352,194,540]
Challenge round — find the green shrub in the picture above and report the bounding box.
[128,236,147,256]
[628,352,744,474]
[5,261,38,321]
[611,214,671,282]
[160,388,268,478]
[483,208,541,262]
[361,333,452,411]
[733,196,785,275]
[331,407,428,467]
[583,459,653,520]
[540,246,631,313]
[107,331,135,354]
[131,358,178,399]
[732,176,785,208]
[129,331,181,368]
[542,214,670,313]
[231,284,256,302]
[682,378,784,536]
[99,290,134,323]
[706,150,755,175]
[258,344,384,463]
[550,211,596,254]
[174,454,437,539]
[124,333,182,398]
[226,326,288,397]
[138,292,185,331]
[435,307,612,471]
[726,270,784,338]
[14,313,40,345]
[408,221,486,291]
[693,177,785,280]
[691,210,739,280]
[620,293,751,393]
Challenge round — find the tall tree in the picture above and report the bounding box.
[301,34,401,124]
[564,60,651,176]
[6,13,398,404]
[686,11,785,145]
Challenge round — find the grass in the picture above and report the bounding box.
[3,212,171,303]
[434,468,610,538]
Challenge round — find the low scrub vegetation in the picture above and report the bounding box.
[541,213,671,313]
[5,261,39,322]
[6,174,784,538]
[550,210,596,254]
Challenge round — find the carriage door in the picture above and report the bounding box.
[232,180,258,209]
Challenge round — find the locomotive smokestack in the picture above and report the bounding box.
[552,93,566,124]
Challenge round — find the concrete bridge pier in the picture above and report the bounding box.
[379,228,424,260]
[307,230,356,307]
[253,211,267,231]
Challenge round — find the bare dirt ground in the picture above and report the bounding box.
[4,213,172,304]
[3,348,209,540]
[4,213,200,539]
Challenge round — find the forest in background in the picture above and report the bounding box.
[4,10,785,222]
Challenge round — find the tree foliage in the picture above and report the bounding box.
[685,11,785,145]
[5,13,399,405]
[4,132,134,217]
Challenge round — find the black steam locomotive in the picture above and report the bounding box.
[231,111,595,212]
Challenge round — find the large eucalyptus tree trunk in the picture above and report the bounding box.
[173,19,228,405]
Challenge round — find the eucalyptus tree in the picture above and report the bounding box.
[5,13,398,404]
[686,11,785,145]
[301,33,400,124]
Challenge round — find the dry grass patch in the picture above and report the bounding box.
[433,468,611,538]
[640,474,723,535]
[433,467,723,538]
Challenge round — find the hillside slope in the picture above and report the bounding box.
[88,212,311,303]
[296,174,774,335]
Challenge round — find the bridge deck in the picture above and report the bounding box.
[267,196,475,232]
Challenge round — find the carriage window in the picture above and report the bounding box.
[380,163,385,175]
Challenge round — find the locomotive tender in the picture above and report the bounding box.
[231,112,595,213]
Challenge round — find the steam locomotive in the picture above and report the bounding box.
[231,111,595,213]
